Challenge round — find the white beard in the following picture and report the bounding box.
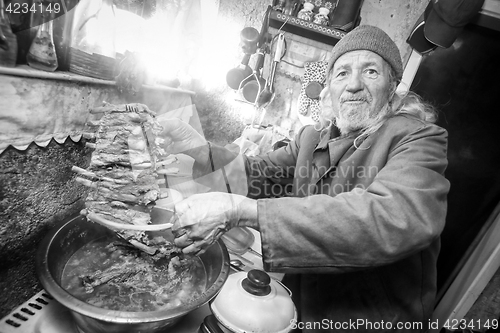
[336,102,390,136]
[319,89,392,136]
[336,104,372,135]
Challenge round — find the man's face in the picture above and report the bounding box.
[319,50,394,134]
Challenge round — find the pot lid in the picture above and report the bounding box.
[210,270,297,333]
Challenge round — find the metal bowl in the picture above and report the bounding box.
[36,214,230,333]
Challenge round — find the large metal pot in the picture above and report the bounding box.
[36,214,230,333]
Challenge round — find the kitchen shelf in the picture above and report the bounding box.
[268,10,347,46]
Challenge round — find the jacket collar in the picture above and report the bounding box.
[308,127,363,186]
[314,126,360,151]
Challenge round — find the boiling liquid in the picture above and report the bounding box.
[61,238,206,312]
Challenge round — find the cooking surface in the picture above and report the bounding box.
[0,230,280,333]
[0,290,211,333]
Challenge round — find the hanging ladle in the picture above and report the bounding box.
[255,33,286,109]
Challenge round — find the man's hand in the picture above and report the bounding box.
[157,117,208,163]
[171,193,258,255]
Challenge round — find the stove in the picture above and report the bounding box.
[0,230,280,333]
[0,290,77,333]
[0,289,212,333]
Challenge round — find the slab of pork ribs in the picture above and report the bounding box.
[83,103,176,256]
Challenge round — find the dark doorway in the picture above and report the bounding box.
[411,23,500,297]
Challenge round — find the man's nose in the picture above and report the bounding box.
[345,73,363,92]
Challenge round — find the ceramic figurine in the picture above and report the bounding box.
[297,2,315,21]
[313,7,330,25]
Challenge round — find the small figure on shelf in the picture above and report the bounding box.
[313,7,330,26]
[297,1,315,21]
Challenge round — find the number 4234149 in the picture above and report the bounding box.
[5,2,61,15]
[443,318,499,331]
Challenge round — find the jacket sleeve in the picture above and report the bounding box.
[258,123,450,273]
[243,126,310,198]
[191,126,311,196]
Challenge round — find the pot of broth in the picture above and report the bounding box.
[36,213,230,333]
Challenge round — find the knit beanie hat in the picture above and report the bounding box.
[329,25,404,80]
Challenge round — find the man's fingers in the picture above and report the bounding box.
[171,201,195,233]
[174,233,193,247]
[172,227,187,237]
[182,241,206,255]
[169,211,180,229]
[163,136,173,147]
[170,216,186,235]
[158,117,183,131]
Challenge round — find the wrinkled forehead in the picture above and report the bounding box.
[326,50,398,85]
[329,50,388,72]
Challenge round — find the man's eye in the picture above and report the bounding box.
[365,69,378,77]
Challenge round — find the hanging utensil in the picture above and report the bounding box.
[255,33,285,109]
[227,5,272,91]
[226,27,260,90]
[226,53,253,90]
[241,47,267,103]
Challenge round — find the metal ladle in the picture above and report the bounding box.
[255,33,286,109]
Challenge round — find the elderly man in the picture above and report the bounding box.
[162,25,450,332]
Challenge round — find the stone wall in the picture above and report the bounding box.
[0,140,89,317]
